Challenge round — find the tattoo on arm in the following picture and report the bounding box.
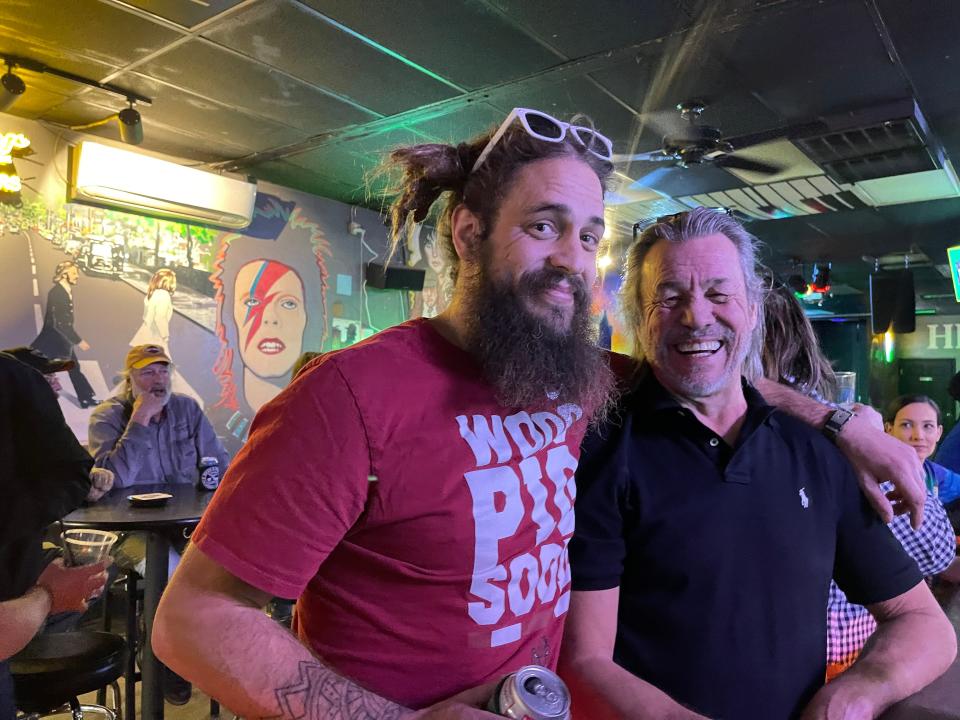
[271,661,406,720]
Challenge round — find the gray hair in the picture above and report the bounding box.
[118,362,175,401]
[620,208,765,380]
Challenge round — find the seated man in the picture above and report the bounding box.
[87,343,228,705]
[88,344,229,488]
[560,209,956,720]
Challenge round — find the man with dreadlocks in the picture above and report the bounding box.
[156,108,618,719]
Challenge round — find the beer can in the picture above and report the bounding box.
[197,456,220,491]
[487,665,570,720]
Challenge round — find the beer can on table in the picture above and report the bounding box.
[487,665,570,720]
[197,456,220,491]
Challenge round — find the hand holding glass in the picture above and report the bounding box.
[62,529,118,566]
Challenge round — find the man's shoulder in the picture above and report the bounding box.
[91,395,126,418]
[303,320,447,384]
[765,406,843,457]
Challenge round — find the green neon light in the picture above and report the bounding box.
[915,308,937,315]
[316,15,465,93]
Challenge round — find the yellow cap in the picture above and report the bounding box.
[125,344,171,370]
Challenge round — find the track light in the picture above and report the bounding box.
[118,102,143,145]
[0,63,26,113]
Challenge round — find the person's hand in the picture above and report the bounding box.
[86,467,115,502]
[850,403,883,432]
[78,340,90,352]
[836,412,925,529]
[131,391,166,426]
[406,681,502,719]
[36,558,110,614]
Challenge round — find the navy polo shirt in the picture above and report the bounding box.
[570,369,921,720]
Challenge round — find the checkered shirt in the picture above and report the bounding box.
[827,487,956,668]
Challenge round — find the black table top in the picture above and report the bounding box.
[62,483,215,530]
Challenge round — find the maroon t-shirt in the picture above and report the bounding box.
[192,319,588,708]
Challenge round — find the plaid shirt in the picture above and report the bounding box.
[827,487,956,668]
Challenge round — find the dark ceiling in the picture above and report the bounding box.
[3,0,960,311]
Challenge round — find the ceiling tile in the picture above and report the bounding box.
[303,0,560,90]
[0,0,183,73]
[724,1,907,120]
[120,0,248,29]
[409,102,506,143]
[203,0,459,116]
[134,40,377,133]
[111,74,306,152]
[488,0,689,58]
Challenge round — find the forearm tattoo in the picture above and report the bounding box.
[271,660,406,720]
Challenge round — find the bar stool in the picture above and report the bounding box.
[11,631,126,720]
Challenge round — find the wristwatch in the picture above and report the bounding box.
[823,406,855,443]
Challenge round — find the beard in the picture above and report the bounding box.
[640,324,751,399]
[460,260,615,421]
[131,378,172,406]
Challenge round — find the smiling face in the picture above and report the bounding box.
[887,402,943,462]
[639,232,758,399]
[233,260,307,379]
[475,156,605,332]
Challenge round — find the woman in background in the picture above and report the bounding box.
[129,268,176,353]
[885,395,960,506]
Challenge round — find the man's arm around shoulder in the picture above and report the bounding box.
[800,581,956,720]
[154,546,498,720]
[557,589,710,720]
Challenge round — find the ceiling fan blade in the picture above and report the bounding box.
[627,165,676,190]
[724,119,829,150]
[714,155,784,175]
[611,150,674,164]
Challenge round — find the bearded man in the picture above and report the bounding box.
[88,344,228,488]
[560,209,955,720]
[153,108,617,719]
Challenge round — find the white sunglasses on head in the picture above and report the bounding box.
[471,107,614,173]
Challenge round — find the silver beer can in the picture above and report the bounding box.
[487,665,571,720]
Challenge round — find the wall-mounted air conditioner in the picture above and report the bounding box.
[67,141,256,229]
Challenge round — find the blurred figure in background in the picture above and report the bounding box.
[0,348,109,719]
[933,371,960,473]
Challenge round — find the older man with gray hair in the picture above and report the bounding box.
[89,344,228,488]
[559,208,955,720]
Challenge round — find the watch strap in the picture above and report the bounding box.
[823,407,855,443]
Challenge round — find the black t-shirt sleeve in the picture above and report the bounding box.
[832,458,923,606]
[570,420,632,591]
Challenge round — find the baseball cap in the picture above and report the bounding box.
[125,344,172,370]
[3,346,75,374]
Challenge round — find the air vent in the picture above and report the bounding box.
[794,101,942,184]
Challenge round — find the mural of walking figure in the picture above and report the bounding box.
[129,268,176,353]
[32,260,98,408]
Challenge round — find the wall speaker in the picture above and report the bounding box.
[870,270,915,334]
[365,262,425,291]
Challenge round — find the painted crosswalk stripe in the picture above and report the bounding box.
[33,304,42,334]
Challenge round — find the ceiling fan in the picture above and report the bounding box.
[614,100,789,188]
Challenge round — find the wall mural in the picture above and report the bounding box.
[0,116,406,447]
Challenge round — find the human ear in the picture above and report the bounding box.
[450,204,482,263]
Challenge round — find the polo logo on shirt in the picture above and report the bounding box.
[799,487,810,509]
[456,404,583,649]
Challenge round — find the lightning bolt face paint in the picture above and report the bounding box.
[233,259,308,381]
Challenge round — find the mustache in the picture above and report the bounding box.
[666,327,736,344]
[517,267,589,306]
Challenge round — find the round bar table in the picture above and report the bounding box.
[63,484,215,720]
